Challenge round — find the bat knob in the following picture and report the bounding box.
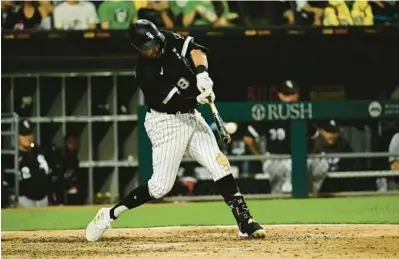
[222,134,231,144]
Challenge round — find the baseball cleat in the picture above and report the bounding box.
[85,208,113,242]
[238,218,266,238]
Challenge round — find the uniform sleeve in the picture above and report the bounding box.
[86,2,99,25]
[98,2,109,23]
[53,5,64,29]
[37,149,50,175]
[166,31,210,59]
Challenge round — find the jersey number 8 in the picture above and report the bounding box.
[176,77,190,89]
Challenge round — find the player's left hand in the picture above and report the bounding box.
[196,89,215,104]
[196,72,213,93]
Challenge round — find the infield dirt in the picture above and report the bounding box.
[2,225,398,259]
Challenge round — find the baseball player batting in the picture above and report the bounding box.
[85,19,265,241]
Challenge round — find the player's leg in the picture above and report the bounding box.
[36,196,49,207]
[187,113,265,238]
[262,159,292,194]
[308,158,328,193]
[18,196,36,207]
[86,112,194,242]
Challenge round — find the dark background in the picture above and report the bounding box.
[3,26,399,102]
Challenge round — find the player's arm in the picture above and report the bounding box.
[191,48,215,104]
[187,43,214,104]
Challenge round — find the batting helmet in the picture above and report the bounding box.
[127,19,165,51]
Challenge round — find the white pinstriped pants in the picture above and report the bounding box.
[18,196,48,207]
[144,109,231,199]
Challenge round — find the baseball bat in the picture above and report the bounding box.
[209,103,232,144]
[172,48,232,144]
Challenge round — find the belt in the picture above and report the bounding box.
[148,108,195,115]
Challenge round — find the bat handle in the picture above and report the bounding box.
[209,102,218,113]
[222,134,232,144]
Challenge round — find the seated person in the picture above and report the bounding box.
[369,0,399,25]
[283,0,326,26]
[53,0,98,30]
[137,1,174,29]
[175,0,236,27]
[309,119,360,192]
[2,1,53,30]
[351,0,374,25]
[98,0,137,29]
[323,0,354,26]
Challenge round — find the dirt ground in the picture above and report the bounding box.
[2,225,399,259]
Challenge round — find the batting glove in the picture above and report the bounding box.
[196,72,213,93]
[196,89,215,104]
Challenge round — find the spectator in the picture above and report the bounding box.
[176,0,236,27]
[17,1,43,29]
[283,1,326,26]
[98,0,137,30]
[17,120,52,207]
[1,1,54,30]
[138,1,174,29]
[323,0,354,26]
[351,0,374,26]
[370,0,399,25]
[134,1,148,11]
[51,135,81,205]
[388,132,399,170]
[53,0,98,30]
[1,1,20,29]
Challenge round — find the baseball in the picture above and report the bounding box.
[224,122,238,134]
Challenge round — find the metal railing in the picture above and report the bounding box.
[1,113,19,206]
[181,152,399,178]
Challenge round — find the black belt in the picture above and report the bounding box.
[148,108,195,114]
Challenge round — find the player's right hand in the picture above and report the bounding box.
[196,72,213,93]
[196,89,215,104]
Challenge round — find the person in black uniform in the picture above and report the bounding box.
[17,119,51,207]
[51,135,81,205]
[86,19,265,241]
[242,80,302,194]
[309,119,361,192]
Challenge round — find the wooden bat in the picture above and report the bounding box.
[209,103,232,144]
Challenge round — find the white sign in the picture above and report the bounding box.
[252,104,266,121]
[368,101,382,118]
[267,103,313,120]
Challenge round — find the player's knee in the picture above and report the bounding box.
[148,178,174,199]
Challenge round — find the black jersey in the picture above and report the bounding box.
[311,136,357,171]
[18,145,51,200]
[241,120,317,154]
[136,30,209,113]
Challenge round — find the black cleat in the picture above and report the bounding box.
[238,218,266,238]
[227,195,266,239]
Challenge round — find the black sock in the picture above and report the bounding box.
[110,184,153,220]
[215,174,240,201]
[215,174,251,222]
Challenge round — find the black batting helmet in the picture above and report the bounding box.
[127,19,165,51]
